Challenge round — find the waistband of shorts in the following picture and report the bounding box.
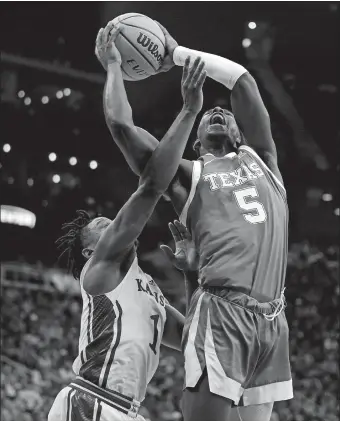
[70,377,140,418]
[201,286,285,315]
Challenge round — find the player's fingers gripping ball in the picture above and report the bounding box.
[108,13,166,81]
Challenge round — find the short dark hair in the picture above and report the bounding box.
[56,210,92,280]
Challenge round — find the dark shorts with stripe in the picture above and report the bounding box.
[182,286,293,406]
[48,377,144,421]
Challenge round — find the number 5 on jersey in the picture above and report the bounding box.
[233,186,267,224]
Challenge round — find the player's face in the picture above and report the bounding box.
[88,217,112,245]
[197,107,240,151]
[86,217,139,252]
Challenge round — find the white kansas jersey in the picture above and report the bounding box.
[72,256,167,402]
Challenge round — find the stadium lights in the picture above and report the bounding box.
[334,208,340,216]
[3,144,11,153]
[242,38,252,48]
[89,160,98,170]
[49,152,57,162]
[41,96,49,104]
[56,90,63,99]
[322,193,333,202]
[248,22,257,29]
[69,157,77,166]
[63,88,71,96]
[27,178,34,187]
[52,174,61,183]
[24,97,31,106]
[1,205,36,229]
[18,90,25,98]
[8,177,14,184]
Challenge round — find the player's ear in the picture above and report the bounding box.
[82,248,93,259]
[193,139,201,157]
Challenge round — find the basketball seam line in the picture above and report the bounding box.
[119,32,157,72]
[117,14,145,24]
[121,22,166,49]
[120,64,135,81]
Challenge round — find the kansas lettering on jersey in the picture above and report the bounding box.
[180,145,288,301]
[72,257,167,402]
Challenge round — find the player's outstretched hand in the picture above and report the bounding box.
[95,21,122,71]
[155,21,178,73]
[181,56,206,114]
[160,220,199,272]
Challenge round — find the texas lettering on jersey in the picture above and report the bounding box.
[203,160,264,191]
[136,278,166,307]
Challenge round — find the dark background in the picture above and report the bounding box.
[1,2,339,421]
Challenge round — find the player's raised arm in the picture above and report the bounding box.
[96,23,193,215]
[95,24,159,176]
[92,57,206,264]
[158,23,280,177]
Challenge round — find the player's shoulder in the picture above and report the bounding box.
[239,145,283,182]
[83,249,136,296]
[239,145,286,198]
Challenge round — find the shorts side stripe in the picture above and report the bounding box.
[184,292,205,388]
[66,388,73,421]
[93,399,103,421]
[86,293,92,344]
[204,309,244,405]
[242,379,293,406]
[67,390,76,421]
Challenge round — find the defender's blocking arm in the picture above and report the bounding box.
[96,22,193,215]
[91,46,206,265]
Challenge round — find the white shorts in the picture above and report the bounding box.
[48,381,145,421]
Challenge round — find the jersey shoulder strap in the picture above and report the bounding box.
[179,160,203,227]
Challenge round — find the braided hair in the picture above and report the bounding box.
[56,210,92,280]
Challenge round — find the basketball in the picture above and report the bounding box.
[111,13,166,81]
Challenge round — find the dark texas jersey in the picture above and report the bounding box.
[180,145,288,301]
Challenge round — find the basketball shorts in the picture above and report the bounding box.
[182,286,293,406]
[48,377,145,421]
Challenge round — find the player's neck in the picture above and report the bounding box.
[204,145,233,158]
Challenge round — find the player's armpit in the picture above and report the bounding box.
[108,124,159,176]
[82,255,130,296]
[231,72,278,161]
[167,159,193,216]
[162,304,185,352]
[256,149,284,187]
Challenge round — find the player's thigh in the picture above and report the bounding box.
[48,386,72,421]
[230,402,274,421]
[181,371,233,421]
[100,403,146,421]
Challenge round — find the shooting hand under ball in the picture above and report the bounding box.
[155,21,178,73]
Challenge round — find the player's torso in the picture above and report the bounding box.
[73,257,166,402]
[181,146,288,301]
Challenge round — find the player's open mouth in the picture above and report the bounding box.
[210,113,225,125]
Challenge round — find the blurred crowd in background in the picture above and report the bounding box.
[1,3,339,421]
[1,243,339,421]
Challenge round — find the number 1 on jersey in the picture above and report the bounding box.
[149,314,160,355]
